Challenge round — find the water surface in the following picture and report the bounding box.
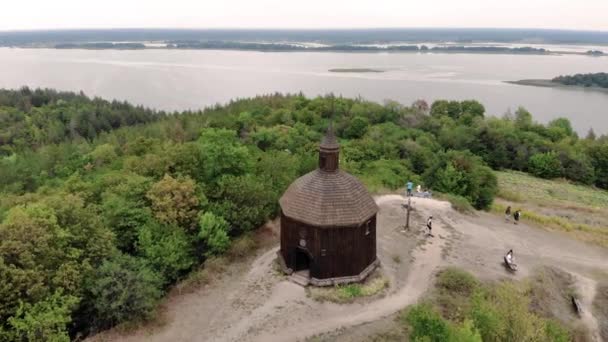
[1,48,607,134]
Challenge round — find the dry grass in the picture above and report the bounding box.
[308,275,390,304]
[496,171,608,209]
[593,283,608,341]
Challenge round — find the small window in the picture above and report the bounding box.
[365,221,371,236]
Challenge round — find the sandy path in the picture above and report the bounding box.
[93,195,608,342]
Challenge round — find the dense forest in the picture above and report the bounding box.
[1,88,608,340]
[552,72,608,88]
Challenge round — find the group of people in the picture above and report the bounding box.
[504,206,522,224]
[406,180,432,198]
[406,181,518,269]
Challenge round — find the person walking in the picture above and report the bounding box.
[406,180,414,197]
[505,206,512,222]
[426,215,433,236]
[514,210,521,225]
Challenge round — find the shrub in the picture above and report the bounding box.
[436,268,478,296]
[405,304,451,342]
[198,212,231,256]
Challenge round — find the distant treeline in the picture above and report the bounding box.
[167,41,549,53]
[552,72,608,88]
[55,42,146,49]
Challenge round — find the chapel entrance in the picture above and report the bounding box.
[295,248,311,273]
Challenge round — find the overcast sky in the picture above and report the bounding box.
[1,0,607,31]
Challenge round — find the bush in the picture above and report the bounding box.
[198,212,231,256]
[436,268,478,296]
[405,304,452,342]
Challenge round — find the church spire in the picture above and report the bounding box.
[319,122,339,172]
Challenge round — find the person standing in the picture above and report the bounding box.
[514,210,521,225]
[406,180,414,197]
[426,216,433,236]
[505,206,512,222]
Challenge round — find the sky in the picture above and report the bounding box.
[1,0,607,31]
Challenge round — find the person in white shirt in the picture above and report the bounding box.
[506,249,514,264]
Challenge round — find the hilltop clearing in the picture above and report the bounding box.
[91,195,608,342]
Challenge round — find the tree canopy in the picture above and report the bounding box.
[0,88,607,339]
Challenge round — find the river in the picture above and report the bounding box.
[1,48,607,134]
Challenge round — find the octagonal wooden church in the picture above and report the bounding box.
[278,126,379,286]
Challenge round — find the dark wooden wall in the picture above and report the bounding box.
[280,212,377,280]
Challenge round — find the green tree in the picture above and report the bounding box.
[528,152,563,179]
[146,174,204,231]
[7,291,79,342]
[85,253,163,328]
[460,100,485,117]
[589,143,608,189]
[344,116,369,139]
[136,222,195,283]
[198,128,253,183]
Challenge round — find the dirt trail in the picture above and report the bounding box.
[93,195,608,342]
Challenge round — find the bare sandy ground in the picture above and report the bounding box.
[91,195,608,342]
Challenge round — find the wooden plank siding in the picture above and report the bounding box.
[280,212,377,280]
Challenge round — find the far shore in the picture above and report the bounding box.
[329,68,384,73]
[506,79,608,94]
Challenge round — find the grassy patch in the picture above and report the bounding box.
[308,276,389,303]
[396,267,574,342]
[494,170,608,247]
[227,234,257,260]
[435,193,475,214]
[496,170,608,209]
[492,202,608,248]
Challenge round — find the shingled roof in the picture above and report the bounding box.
[279,169,378,227]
